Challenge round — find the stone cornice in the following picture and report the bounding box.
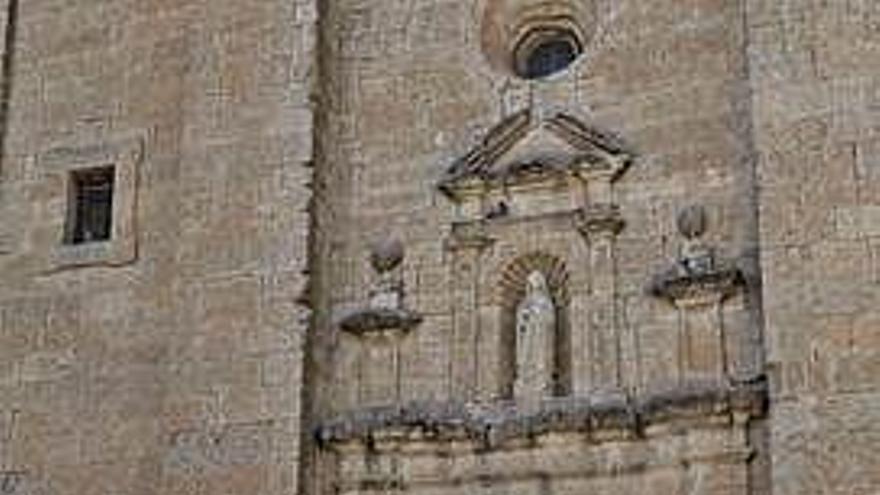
[438,111,632,201]
[315,376,768,449]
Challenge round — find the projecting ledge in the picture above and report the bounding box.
[338,307,423,336]
[315,376,768,450]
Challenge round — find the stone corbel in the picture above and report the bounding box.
[338,308,423,336]
[648,261,743,309]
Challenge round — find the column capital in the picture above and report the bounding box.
[574,203,626,240]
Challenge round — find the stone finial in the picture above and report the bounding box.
[648,204,744,306]
[369,238,404,274]
[338,239,422,335]
[676,205,707,240]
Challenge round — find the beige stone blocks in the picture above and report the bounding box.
[0,0,877,494]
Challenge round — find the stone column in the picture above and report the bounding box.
[445,226,493,401]
[576,203,625,393]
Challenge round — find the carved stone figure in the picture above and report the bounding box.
[514,271,556,403]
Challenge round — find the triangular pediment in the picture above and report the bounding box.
[439,110,632,198]
[494,124,582,172]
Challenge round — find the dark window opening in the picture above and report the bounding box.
[66,166,114,244]
[515,29,581,80]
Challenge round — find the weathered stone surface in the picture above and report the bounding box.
[0,1,315,494]
[0,0,877,494]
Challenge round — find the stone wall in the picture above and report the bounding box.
[746,1,880,494]
[307,0,769,493]
[311,0,762,429]
[0,0,878,494]
[0,1,316,493]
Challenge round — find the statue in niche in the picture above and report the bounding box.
[514,270,556,403]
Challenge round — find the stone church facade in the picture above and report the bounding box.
[0,0,878,494]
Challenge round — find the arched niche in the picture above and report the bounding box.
[496,252,572,399]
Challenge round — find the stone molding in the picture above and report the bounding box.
[444,220,495,252]
[338,307,423,336]
[315,376,768,449]
[574,203,626,239]
[648,260,744,307]
[438,110,631,201]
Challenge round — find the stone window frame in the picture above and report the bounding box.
[40,134,142,271]
[512,25,583,80]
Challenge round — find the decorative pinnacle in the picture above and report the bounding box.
[369,238,405,274]
[676,204,707,240]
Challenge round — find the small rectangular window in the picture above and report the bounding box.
[65,166,115,244]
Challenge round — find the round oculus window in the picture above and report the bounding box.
[514,29,582,79]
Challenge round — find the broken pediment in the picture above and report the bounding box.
[438,110,633,200]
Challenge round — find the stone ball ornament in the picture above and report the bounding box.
[369,238,405,274]
[676,205,708,240]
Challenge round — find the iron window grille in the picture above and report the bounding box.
[65,166,115,244]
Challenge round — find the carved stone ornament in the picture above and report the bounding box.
[437,109,632,201]
[338,239,423,335]
[649,261,744,305]
[338,307,423,336]
[677,204,708,240]
[369,238,405,274]
[649,206,743,305]
[574,203,625,238]
[315,376,768,449]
